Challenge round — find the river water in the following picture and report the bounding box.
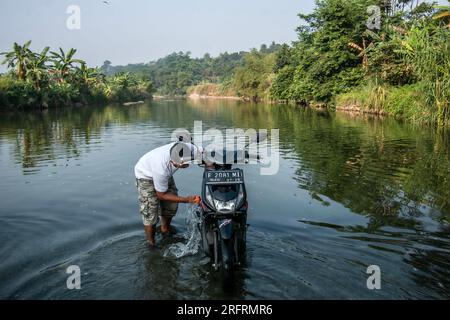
[0,99,449,299]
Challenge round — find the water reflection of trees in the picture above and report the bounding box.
[0,104,152,172]
[271,106,450,224]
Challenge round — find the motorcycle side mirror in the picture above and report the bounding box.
[255,132,267,143]
[248,131,267,145]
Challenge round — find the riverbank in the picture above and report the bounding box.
[188,93,242,100]
[186,83,242,100]
[186,81,448,127]
[335,82,449,125]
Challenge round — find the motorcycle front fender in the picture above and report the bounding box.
[218,219,234,240]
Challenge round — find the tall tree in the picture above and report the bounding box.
[0,41,33,80]
[272,0,373,102]
[233,50,277,101]
[100,60,112,75]
[50,48,84,79]
[26,46,50,90]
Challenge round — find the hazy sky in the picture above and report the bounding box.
[0,0,316,69]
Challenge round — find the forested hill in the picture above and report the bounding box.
[99,42,283,96]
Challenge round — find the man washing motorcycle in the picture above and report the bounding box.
[134,141,202,248]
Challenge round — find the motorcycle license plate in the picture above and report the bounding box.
[205,170,244,184]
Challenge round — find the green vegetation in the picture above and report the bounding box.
[1,1,448,126]
[102,42,282,100]
[271,0,368,103]
[101,50,247,96]
[0,42,153,109]
[232,49,278,101]
[336,82,436,123]
[102,0,448,126]
[269,0,449,126]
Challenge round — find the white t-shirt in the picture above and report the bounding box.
[134,142,201,192]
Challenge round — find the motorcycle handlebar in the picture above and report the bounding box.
[196,151,262,167]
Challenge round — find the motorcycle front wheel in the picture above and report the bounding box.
[218,234,236,292]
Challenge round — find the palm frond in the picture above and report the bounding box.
[433,12,450,20]
[364,29,381,41]
[348,42,363,51]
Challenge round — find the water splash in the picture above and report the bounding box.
[163,205,201,259]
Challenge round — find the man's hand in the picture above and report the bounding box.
[186,195,201,204]
[156,192,201,204]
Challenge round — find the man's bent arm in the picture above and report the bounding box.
[156,191,194,203]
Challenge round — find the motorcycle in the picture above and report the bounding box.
[194,133,266,290]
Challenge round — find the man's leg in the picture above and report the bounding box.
[160,177,178,235]
[144,225,156,247]
[136,179,160,248]
[160,216,172,235]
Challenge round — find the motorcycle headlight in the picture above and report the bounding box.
[205,185,245,213]
[213,199,236,213]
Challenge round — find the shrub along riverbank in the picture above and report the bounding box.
[333,12,449,126]
[0,43,153,109]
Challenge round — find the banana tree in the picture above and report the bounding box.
[0,41,33,80]
[26,47,50,90]
[111,72,137,89]
[50,48,84,80]
[75,62,102,86]
[348,32,376,71]
[433,5,450,28]
[395,21,449,126]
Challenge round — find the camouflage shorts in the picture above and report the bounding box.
[135,177,179,226]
